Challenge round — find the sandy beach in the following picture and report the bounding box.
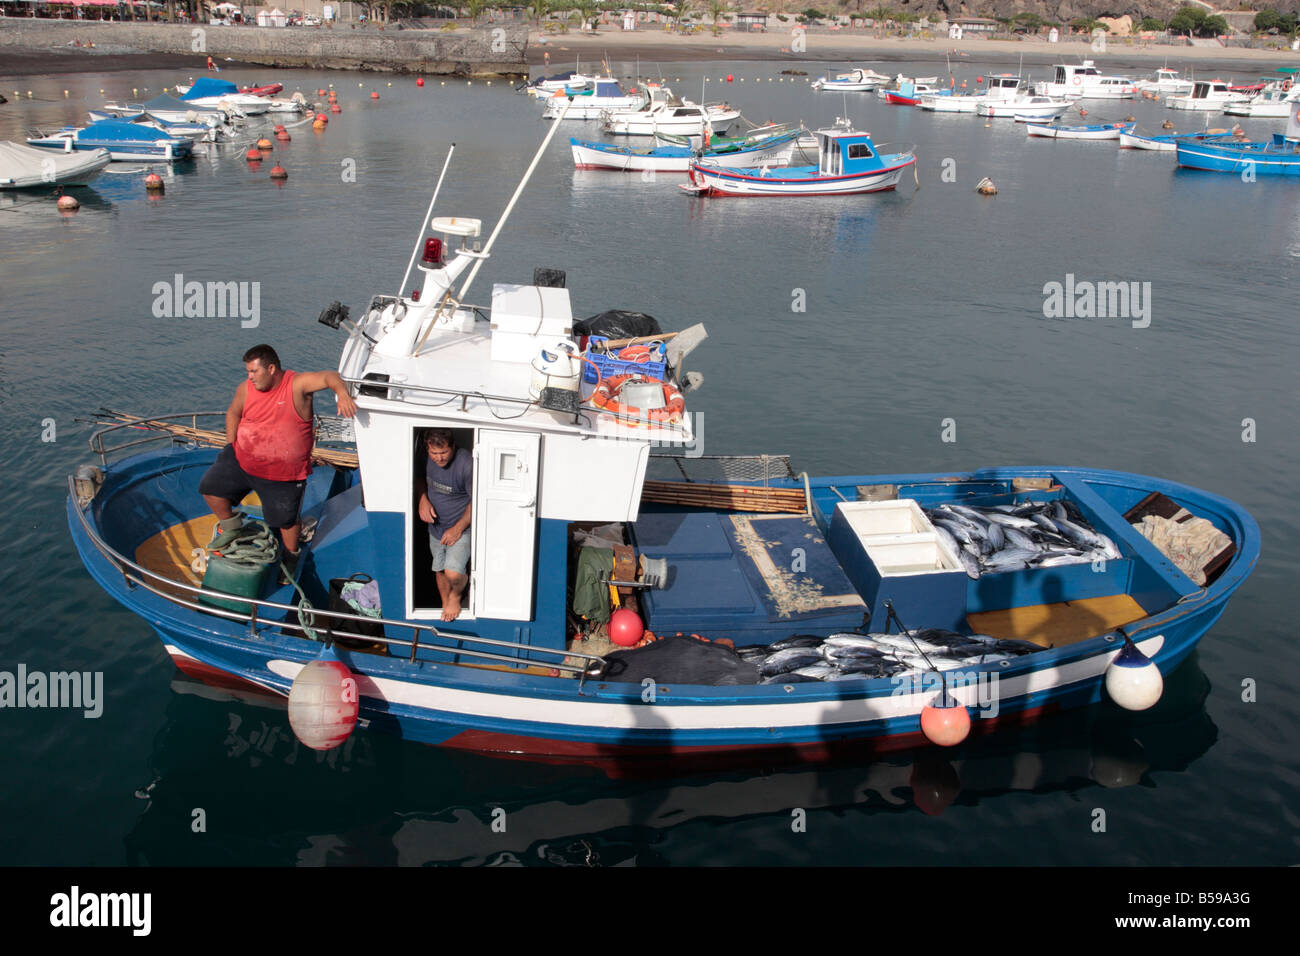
[530,27,1300,74]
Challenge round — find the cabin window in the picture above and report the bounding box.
[1055,67,1066,83]
[847,144,874,160]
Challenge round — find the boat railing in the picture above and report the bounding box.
[342,375,694,435]
[87,410,228,467]
[67,475,606,680]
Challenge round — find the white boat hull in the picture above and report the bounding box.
[686,158,913,196]
[571,140,795,172]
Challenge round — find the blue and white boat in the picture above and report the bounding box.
[26,120,193,162]
[1026,121,1135,140]
[98,92,229,127]
[86,111,223,143]
[1176,107,1300,175]
[176,76,271,116]
[570,128,799,172]
[682,123,914,196]
[67,137,1259,763]
[1119,128,1235,152]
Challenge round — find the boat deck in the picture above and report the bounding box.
[967,594,1147,649]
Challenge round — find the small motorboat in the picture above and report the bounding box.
[883,82,951,107]
[177,77,272,116]
[919,74,1022,113]
[1034,60,1137,99]
[811,68,890,92]
[98,92,229,127]
[979,95,1070,121]
[1167,80,1252,111]
[682,122,914,197]
[602,85,738,136]
[1135,67,1195,96]
[571,129,799,172]
[1119,128,1235,151]
[0,140,111,189]
[542,79,644,120]
[1026,121,1136,140]
[26,119,193,162]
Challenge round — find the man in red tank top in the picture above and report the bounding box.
[199,345,356,563]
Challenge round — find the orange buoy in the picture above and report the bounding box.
[920,690,971,747]
[144,173,165,194]
[1079,108,1088,117]
[313,119,326,131]
[330,103,341,113]
[317,88,327,96]
[245,147,263,161]
[275,130,291,141]
[370,91,379,99]
[417,77,425,87]
[256,137,273,150]
[56,194,79,212]
[269,164,288,179]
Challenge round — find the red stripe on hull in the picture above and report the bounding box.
[170,651,285,700]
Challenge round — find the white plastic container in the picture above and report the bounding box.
[490,284,575,364]
[529,341,582,400]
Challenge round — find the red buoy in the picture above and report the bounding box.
[56,194,79,211]
[370,91,379,99]
[608,608,644,647]
[317,88,327,96]
[275,130,291,141]
[417,77,425,87]
[270,164,288,179]
[144,173,164,194]
[245,147,263,161]
[315,112,329,123]
[287,658,359,751]
[726,74,734,83]
[330,103,341,113]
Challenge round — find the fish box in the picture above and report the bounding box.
[489,283,575,364]
[828,500,967,632]
[200,551,277,614]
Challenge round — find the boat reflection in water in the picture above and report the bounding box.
[123,652,1214,865]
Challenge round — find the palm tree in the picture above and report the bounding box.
[573,0,597,31]
[674,0,693,32]
[708,0,729,35]
[463,0,487,24]
[529,0,550,29]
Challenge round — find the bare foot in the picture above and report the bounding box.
[441,597,461,622]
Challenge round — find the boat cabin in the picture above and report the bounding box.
[816,127,883,176]
[335,218,693,646]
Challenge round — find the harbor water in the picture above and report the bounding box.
[0,60,1296,866]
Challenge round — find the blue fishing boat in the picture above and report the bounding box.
[26,119,194,162]
[682,122,914,196]
[67,133,1259,763]
[1026,121,1135,140]
[1176,107,1300,175]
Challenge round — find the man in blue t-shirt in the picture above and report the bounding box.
[418,428,473,621]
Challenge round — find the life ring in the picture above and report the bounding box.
[1072,76,1083,87]
[590,374,684,425]
[689,165,705,188]
[1284,79,1293,91]
[1295,106,1300,122]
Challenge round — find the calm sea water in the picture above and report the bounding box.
[1,58,1297,867]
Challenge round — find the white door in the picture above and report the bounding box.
[471,429,540,621]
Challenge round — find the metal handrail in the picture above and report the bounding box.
[87,411,227,465]
[67,476,606,678]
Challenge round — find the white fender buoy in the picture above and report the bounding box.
[920,687,971,747]
[1105,640,1163,711]
[288,652,359,750]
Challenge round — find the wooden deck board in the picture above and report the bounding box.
[967,594,1147,648]
[134,494,263,587]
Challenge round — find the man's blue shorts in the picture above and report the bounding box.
[429,528,471,575]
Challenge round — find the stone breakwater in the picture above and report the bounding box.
[0,20,527,76]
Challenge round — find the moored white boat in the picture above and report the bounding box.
[1167,80,1251,111]
[26,119,194,162]
[920,74,1021,113]
[602,85,737,135]
[571,129,798,172]
[1222,76,1300,117]
[979,95,1070,120]
[1135,67,1194,96]
[811,68,889,92]
[1119,128,1235,151]
[542,79,644,120]
[177,77,271,116]
[1034,61,1136,99]
[0,140,111,189]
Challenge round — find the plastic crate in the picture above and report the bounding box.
[582,336,668,384]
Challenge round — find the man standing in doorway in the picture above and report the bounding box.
[418,428,472,621]
[199,345,356,569]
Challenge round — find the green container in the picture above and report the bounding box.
[200,551,277,614]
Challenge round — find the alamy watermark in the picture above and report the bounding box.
[0,664,102,718]
[891,670,1000,717]
[50,886,150,936]
[151,273,260,328]
[1042,274,1151,328]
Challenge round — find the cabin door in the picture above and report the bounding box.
[470,429,540,621]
